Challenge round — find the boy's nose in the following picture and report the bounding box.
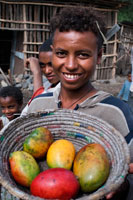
[45,66,52,74]
[3,108,10,114]
[65,56,78,71]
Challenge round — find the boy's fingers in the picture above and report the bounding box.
[24,59,29,68]
[106,192,115,199]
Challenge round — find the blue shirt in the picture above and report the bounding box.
[117,80,131,101]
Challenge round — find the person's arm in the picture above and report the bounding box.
[129,163,133,173]
[100,95,133,199]
[21,86,45,116]
[24,57,43,93]
[0,118,3,131]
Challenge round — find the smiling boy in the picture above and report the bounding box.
[0,86,23,129]
[25,38,59,93]
[22,7,133,199]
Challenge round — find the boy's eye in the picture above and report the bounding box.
[39,62,46,68]
[1,106,5,109]
[78,53,90,59]
[55,51,67,58]
[8,105,15,109]
[48,62,52,67]
[1,105,15,110]
[40,64,46,68]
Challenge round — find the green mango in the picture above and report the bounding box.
[73,143,110,192]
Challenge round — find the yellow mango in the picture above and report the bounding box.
[47,139,75,170]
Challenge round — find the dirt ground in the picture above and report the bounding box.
[92,81,123,97]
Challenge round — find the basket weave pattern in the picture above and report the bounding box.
[0,109,130,200]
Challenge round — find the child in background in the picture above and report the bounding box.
[21,38,59,115]
[0,86,23,199]
[0,86,23,130]
[117,70,132,103]
[25,38,59,94]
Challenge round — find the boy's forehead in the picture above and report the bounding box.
[0,96,16,103]
[52,29,98,49]
[53,29,95,41]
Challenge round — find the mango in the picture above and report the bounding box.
[73,143,110,192]
[46,139,76,170]
[23,127,53,159]
[30,168,80,199]
[9,151,40,187]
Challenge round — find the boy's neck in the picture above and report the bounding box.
[59,83,97,109]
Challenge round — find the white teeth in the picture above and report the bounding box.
[64,74,79,79]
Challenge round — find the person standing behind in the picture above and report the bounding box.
[117,70,131,103]
[22,38,59,114]
[25,38,59,94]
[0,86,23,200]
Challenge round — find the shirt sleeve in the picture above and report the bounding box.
[21,86,45,116]
[28,86,45,105]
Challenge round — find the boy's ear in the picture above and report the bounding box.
[50,45,53,50]
[97,48,103,64]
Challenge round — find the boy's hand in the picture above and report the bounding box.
[106,162,133,199]
[24,57,41,75]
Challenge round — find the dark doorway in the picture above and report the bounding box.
[0,30,13,74]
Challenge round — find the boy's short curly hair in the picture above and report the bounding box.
[50,6,107,51]
[0,86,23,105]
[39,37,52,52]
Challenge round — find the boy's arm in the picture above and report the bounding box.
[0,118,3,130]
[21,86,45,116]
[100,95,133,198]
[129,163,133,173]
[24,57,43,93]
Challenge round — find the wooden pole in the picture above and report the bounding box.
[23,4,28,74]
[112,11,118,79]
[0,67,11,85]
[23,5,27,61]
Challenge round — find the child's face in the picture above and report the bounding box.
[0,96,21,121]
[39,51,59,85]
[128,74,132,82]
[52,30,101,91]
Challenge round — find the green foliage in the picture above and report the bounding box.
[118,0,133,22]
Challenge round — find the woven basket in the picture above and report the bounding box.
[0,109,130,200]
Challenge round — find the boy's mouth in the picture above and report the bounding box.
[46,75,55,80]
[5,114,14,120]
[63,73,82,80]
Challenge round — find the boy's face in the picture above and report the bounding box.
[52,30,101,91]
[128,74,132,82]
[0,96,21,121]
[39,51,59,85]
